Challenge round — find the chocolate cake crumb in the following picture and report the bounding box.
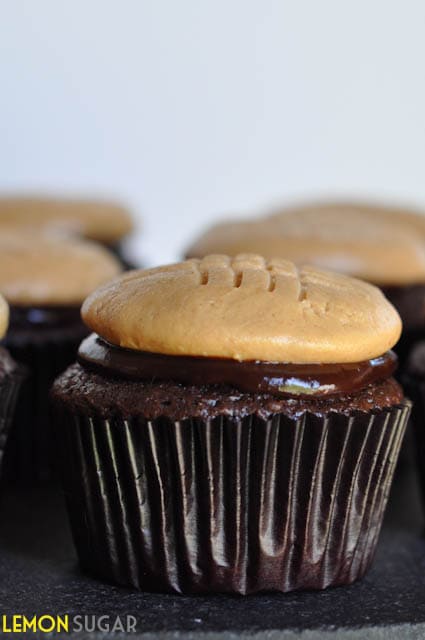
[51,363,404,422]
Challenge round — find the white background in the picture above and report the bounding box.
[1,0,425,265]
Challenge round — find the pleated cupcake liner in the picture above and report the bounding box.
[3,329,87,483]
[56,400,411,595]
[0,366,26,475]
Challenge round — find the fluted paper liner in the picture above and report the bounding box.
[4,330,86,482]
[57,402,410,594]
[0,366,26,474]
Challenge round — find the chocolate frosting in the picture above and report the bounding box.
[78,334,397,398]
[10,305,82,330]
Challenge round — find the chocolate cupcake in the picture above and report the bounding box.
[0,194,136,268]
[186,202,425,363]
[271,202,425,358]
[402,342,425,508]
[51,254,410,594]
[0,232,122,482]
[0,295,26,473]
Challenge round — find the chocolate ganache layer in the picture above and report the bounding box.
[5,305,88,347]
[10,305,83,330]
[78,334,397,399]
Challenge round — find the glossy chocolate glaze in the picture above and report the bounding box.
[10,305,82,330]
[78,333,397,399]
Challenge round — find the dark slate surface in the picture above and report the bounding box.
[0,461,425,639]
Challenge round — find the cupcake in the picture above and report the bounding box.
[402,342,425,508]
[0,194,136,267]
[186,202,425,363]
[0,232,122,481]
[270,202,425,350]
[51,254,410,594]
[0,295,26,473]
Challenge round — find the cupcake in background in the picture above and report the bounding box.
[0,231,122,482]
[0,294,26,474]
[186,201,425,363]
[269,199,425,241]
[0,194,137,268]
[402,342,425,513]
[52,254,409,594]
[271,201,425,363]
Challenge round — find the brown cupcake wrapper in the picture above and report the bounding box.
[57,402,410,595]
[0,367,26,473]
[3,329,87,482]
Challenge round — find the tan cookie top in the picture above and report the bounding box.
[0,195,134,244]
[0,232,122,306]
[0,294,9,339]
[270,200,425,236]
[82,254,401,363]
[186,206,425,286]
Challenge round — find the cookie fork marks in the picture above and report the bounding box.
[297,277,308,303]
[82,252,402,362]
[267,270,276,293]
[234,271,243,288]
[194,254,315,300]
[199,270,209,285]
